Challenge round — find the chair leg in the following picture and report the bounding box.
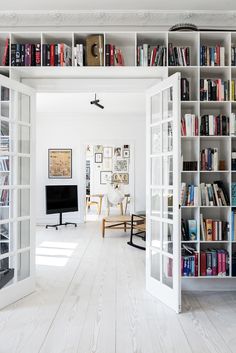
[120,203,124,215]
[102,219,105,238]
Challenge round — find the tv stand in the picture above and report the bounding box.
[46,212,77,230]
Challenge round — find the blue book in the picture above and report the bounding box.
[232,183,236,206]
[187,219,197,240]
[232,211,234,241]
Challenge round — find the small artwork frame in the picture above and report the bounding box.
[95,153,103,163]
[100,171,113,185]
[103,147,113,158]
[103,158,112,170]
[112,173,129,184]
[123,149,130,158]
[94,145,104,154]
[114,147,122,158]
[114,159,128,172]
[48,148,72,179]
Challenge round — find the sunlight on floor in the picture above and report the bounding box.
[36,240,78,267]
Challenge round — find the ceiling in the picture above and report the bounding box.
[0,0,236,11]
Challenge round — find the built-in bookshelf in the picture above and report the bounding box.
[1,30,236,283]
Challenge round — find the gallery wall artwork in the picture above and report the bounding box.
[48,149,72,179]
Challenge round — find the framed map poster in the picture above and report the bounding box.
[48,149,72,179]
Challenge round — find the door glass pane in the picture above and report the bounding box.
[18,189,30,217]
[150,219,161,248]
[18,219,30,249]
[162,255,173,288]
[162,156,173,186]
[17,251,30,281]
[0,256,15,289]
[1,102,9,118]
[0,120,10,152]
[151,189,161,217]
[163,189,173,220]
[0,188,10,220]
[162,222,173,254]
[151,249,160,280]
[19,94,30,124]
[151,157,161,186]
[151,93,161,124]
[0,223,13,255]
[18,125,30,154]
[1,86,10,102]
[151,125,161,154]
[162,121,173,152]
[18,157,30,185]
[162,88,173,120]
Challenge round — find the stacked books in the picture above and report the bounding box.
[182,161,198,171]
[231,47,236,66]
[180,183,198,206]
[74,44,84,66]
[200,45,225,66]
[200,79,230,101]
[200,214,229,241]
[42,44,72,66]
[2,38,9,66]
[136,44,166,66]
[181,114,198,136]
[200,181,230,206]
[200,115,229,136]
[181,219,197,241]
[0,157,9,172]
[0,189,8,206]
[200,148,219,171]
[168,44,190,66]
[11,43,41,66]
[200,249,229,276]
[230,112,236,135]
[181,245,198,277]
[105,44,124,66]
[181,78,190,101]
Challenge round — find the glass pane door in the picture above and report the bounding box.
[0,75,35,309]
[146,73,181,313]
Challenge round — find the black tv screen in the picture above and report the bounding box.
[46,185,78,214]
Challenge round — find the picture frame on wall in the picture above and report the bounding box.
[114,147,122,158]
[114,159,128,172]
[94,145,104,154]
[100,171,113,185]
[95,153,103,163]
[112,173,129,184]
[103,158,112,171]
[48,149,72,179]
[103,147,113,158]
[123,149,130,158]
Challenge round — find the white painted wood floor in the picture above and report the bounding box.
[0,221,236,353]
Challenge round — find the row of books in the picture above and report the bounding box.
[200,148,219,171]
[200,115,229,136]
[105,44,125,66]
[181,78,190,101]
[230,113,236,135]
[181,181,230,207]
[231,80,236,101]
[181,114,198,136]
[200,249,229,276]
[74,44,84,66]
[181,219,197,241]
[231,47,236,66]
[42,44,72,66]
[168,44,190,66]
[200,79,230,101]
[0,157,9,172]
[136,45,166,66]
[232,152,236,170]
[0,189,8,206]
[200,45,225,66]
[0,137,9,152]
[181,245,198,277]
[11,44,41,66]
[200,214,229,241]
[182,161,198,171]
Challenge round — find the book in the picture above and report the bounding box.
[181,114,198,136]
[187,220,197,240]
[42,43,72,66]
[200,79,230,101]
[2,38,9,66]
[137,44,166,66]
[168,44,190,66]
[200,45,225,66]
[200,249,229,277]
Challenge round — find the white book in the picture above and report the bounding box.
[191,114,195,136]
[213,148,218,171]
[209,115,214,135]
[143,44,148,67]
[194,186,198,206]
[185,114,192,136]
[205,185,209,206]
[220,47,225,66]
[200,213,205,240]
[230,112,236,135]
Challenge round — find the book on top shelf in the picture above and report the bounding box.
[168,43,190,66]
[42,44,71,66]
[74,44,84,66]
[200,45,225,66]
[2,38,9,66]
[105,44,125,66]
[137,44,166,66]
[11,43,41,67]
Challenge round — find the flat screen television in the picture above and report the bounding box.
[46,185,78,215]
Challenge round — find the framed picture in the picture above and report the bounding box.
[123,149,130,158]
[95,153,103,163]
[114,147,122,158]
[103,147,113,158]
[48,149,72,179]
[103,158,112,170]
[94,145,103,154]
[112,173,129,184]
[114,159,128,172]
[86,144,93,157]
[100,171,113,185]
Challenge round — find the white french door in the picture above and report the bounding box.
[0,74,35,309]
[146,73,181,313]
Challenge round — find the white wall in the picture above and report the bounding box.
[36,92,146,225]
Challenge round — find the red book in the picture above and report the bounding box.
[60,43,64,66]
[110,45,114,66]
[2,38,9,66]
[50,44,54,66]
[35,43,41,66]
[222,251,226,275]
[151,47,157,66]
[194,253,198,276]
[200,251,207,276]
[195,116,198,135]
[218,251,222,275]
[212,221,216,241]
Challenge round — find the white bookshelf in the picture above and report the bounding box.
[0,30,236,284]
